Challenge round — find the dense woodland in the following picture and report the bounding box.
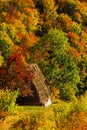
[0,0,87,129]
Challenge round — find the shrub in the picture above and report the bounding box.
[0,89,19,113]
[60,83,77,101]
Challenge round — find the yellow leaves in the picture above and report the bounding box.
[0,0,10,2]
[74,0,87,25]
[76,0,87,13]
[1,31,14,46]
[0,52,4,66]
[26,10,39,32]
[13,0,35,8]
[14,19,26,31]
[52,87,60,100]
[1,12,7,17]
[42,0,58,20]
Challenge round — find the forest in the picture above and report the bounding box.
[0,0,87,129]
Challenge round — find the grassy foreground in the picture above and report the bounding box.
[0,96,87,130]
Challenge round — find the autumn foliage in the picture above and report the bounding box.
[57,111,87,130]
[0,1,87,130]
[0,53,33,96]
[0,0,87,99]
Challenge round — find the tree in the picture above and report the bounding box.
[57,14,73,32]
[0,53,33,97]
[0,31,14,60]
[29,28,80,100]
[38,0,58,33]
[56,0,76,16]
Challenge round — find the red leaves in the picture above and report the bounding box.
[7,53,22,65]
[7,53,33,80]
[0,68,4,75]
[0,53,34,96]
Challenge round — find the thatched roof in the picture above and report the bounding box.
[28,63,52,106]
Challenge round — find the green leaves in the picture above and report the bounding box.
[30,28,80,100]
[72,22,83,35]
[43,28,70,51]
[0,31,13,60]
[0,89,19,113]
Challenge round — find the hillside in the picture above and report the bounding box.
[0,0,87,129]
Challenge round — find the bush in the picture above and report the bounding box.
[0,89,19,113]
[60,83,77,101]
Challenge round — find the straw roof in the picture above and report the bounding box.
[28,63,52,106]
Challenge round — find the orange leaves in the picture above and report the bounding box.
[57,14,73,32]
[68,111,87,130]
[67,31,80,44]
[17,31,24,39]
[73,12,82,23]
[34,50,44,63]
[75,0,87,13]
[57,111,87,130]
[17,32,39,47]
[82,29,87,44]
[5,6,18,23]
[62,17,73,31]
[68,31,79,39]
[29,33,39,46]
[13,45,23,54]
[12,45,30,61]
[67,31,87,58]
[67,32,80,51]
[24,7,34,16]
[68,47,81,60]
[5,12,15,23]
[74,1,87,26]
[84,28,87,33]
